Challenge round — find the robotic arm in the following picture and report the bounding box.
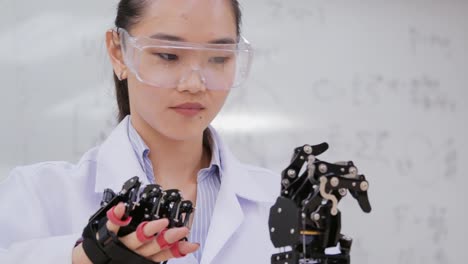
[269,143,372,264]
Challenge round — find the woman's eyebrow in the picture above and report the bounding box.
[150,33,236,44]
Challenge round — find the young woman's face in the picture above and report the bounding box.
[126,0,237,140]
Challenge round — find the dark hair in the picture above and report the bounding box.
[113,0,242,122]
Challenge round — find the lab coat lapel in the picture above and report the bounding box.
[200,128,276,264]
[199,160,244,264]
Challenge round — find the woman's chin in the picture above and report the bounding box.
[157,124,206,142]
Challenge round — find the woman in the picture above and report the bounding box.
[0,0,278,263]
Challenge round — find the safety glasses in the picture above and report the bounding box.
[114,27,253,90]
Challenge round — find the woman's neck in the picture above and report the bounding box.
[130,117,211,190]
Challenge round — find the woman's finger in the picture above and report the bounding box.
[104,202,127,235]
[135,227,190,257]
[119,218,169,250]
[149,241,200,262]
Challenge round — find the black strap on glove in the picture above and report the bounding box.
[82,217,158,264]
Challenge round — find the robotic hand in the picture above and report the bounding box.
[269,143,372,264]
[81,177,194,264]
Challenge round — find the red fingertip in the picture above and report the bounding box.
[156,228,175,250]
[136,221,154,243]
[106,205,132,226]
[170,242,186,258]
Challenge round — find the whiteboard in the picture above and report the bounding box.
[1,0,466,263]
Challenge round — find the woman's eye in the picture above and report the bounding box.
[210,57,230,64]
[155,53,178,61]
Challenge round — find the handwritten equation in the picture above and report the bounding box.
[317,127,458,187]
[263,0,326,25]
[410,27,452,58]
[311,74,457,112]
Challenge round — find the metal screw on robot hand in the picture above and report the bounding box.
[311,213,321,221]
[318,164,328,173]
[304,145,313,154]
[287,169,296,178]
[339,188,347,196]
[330,177,339,187]
[282,179,290,187]
[349,166,358,176]
[360,181,369,191]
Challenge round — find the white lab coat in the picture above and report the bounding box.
[0,116,280,264]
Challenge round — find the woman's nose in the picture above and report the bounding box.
[176,69,207,93]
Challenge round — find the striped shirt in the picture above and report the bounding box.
[127,117,221,263]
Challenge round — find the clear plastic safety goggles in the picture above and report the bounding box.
[115,27,253,90]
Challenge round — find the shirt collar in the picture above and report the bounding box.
[127,116,151,176]
[127,115,222,181]
[203,126,223,178]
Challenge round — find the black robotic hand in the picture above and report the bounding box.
[81,177,194,264]
[269,143,372,264]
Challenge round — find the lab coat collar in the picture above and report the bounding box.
[95,116,150,193]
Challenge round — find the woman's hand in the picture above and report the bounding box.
[72,202,200,263]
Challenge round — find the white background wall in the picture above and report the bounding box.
[1,0,467,263]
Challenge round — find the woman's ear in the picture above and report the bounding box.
[105,29,127,80]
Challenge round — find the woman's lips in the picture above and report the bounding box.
[171,108,203,117]
[170,102,205,117]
